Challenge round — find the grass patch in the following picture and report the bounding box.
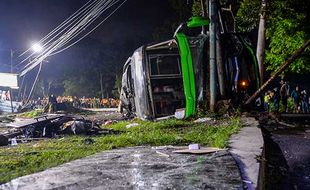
[0,117,242,184]
[17,109,43,118]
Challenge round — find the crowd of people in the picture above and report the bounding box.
[28,95,120,110]
[264,79,309,113]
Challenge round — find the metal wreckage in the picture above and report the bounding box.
[120,16,261,120]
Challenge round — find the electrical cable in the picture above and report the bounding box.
[16,0,103,66]
[19,0,108,70]
[19,0,126,76]
[51,0,126,56]
[22,62,42,108]
[20,0,116,71]
[17,0,97,59]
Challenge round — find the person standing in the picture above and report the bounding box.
[280,80,290,112]
[291,85,301,113]
[273,88,280,112]
[264,91,271,112]
[301,90,308,113]
[48,94,57,113]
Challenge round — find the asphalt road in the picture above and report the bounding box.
[1,146,243,190]
[261,118,310,190]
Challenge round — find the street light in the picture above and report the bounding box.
[31,43,43,53]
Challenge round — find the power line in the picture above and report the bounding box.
[16,0,103,67]
[19,0,127,76]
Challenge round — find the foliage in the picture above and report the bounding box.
[236,0,310,74]
[62,39,118,98]
[153,0,192,41]
[0,117,242,184]
[17,109,43,118]
[265,1,310,74]
[192,0,204,17]
[111,75,122,98]
[269,97,294,113]
[34,78,62,97]
[235,0,260,33]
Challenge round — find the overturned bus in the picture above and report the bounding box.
[120,17,261,120]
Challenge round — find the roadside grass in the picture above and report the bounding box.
[17,109,43,118]
[0,117,242,184]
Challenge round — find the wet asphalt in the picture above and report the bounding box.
[0,146,243,190]
[261,117,310,190]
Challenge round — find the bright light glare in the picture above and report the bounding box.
[31,43,43,53]
[241,81,247,86]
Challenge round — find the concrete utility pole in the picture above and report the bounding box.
[209,0,217,112]
[256,0,267,83]
[200,0,207,34]
[10,49,14,113]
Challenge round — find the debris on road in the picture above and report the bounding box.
[155,150,170,157]
[188,143,200,150]
[0,113,118,146]
[125,123,139,129]
[194,117,212,123]
[0,135,8,146]
[104,120,114,125]
[173,147,225,154]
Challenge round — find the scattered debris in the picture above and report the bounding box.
[154,115,175,121]
[104,120,114,125]
[173,147,225,154]
[188,143,200,150]
[0,135,8,146]
[10,138,17,146]
[194,117,212,123]
[155,151,170,157]
[83,138,95,145]
[125,123,139,129]
[0,114,119,146]
[174,109,185,119]
[61,120,92,135]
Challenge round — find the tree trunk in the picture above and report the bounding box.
[256,0,267,83]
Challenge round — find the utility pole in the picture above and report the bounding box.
[209,0,217,112]
[200,0,207,34]
[256,0,267,83]
[10,49,14,113]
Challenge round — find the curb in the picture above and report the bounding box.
[229,116,264,189]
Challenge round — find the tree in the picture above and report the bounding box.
[265,0,310,74]
[236,0,310,75]
[62,38,117,98]
[34,78,61,97]
[256,0,267,82]
[153,0,192,41]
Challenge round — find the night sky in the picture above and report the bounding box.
[0,0,183,73]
